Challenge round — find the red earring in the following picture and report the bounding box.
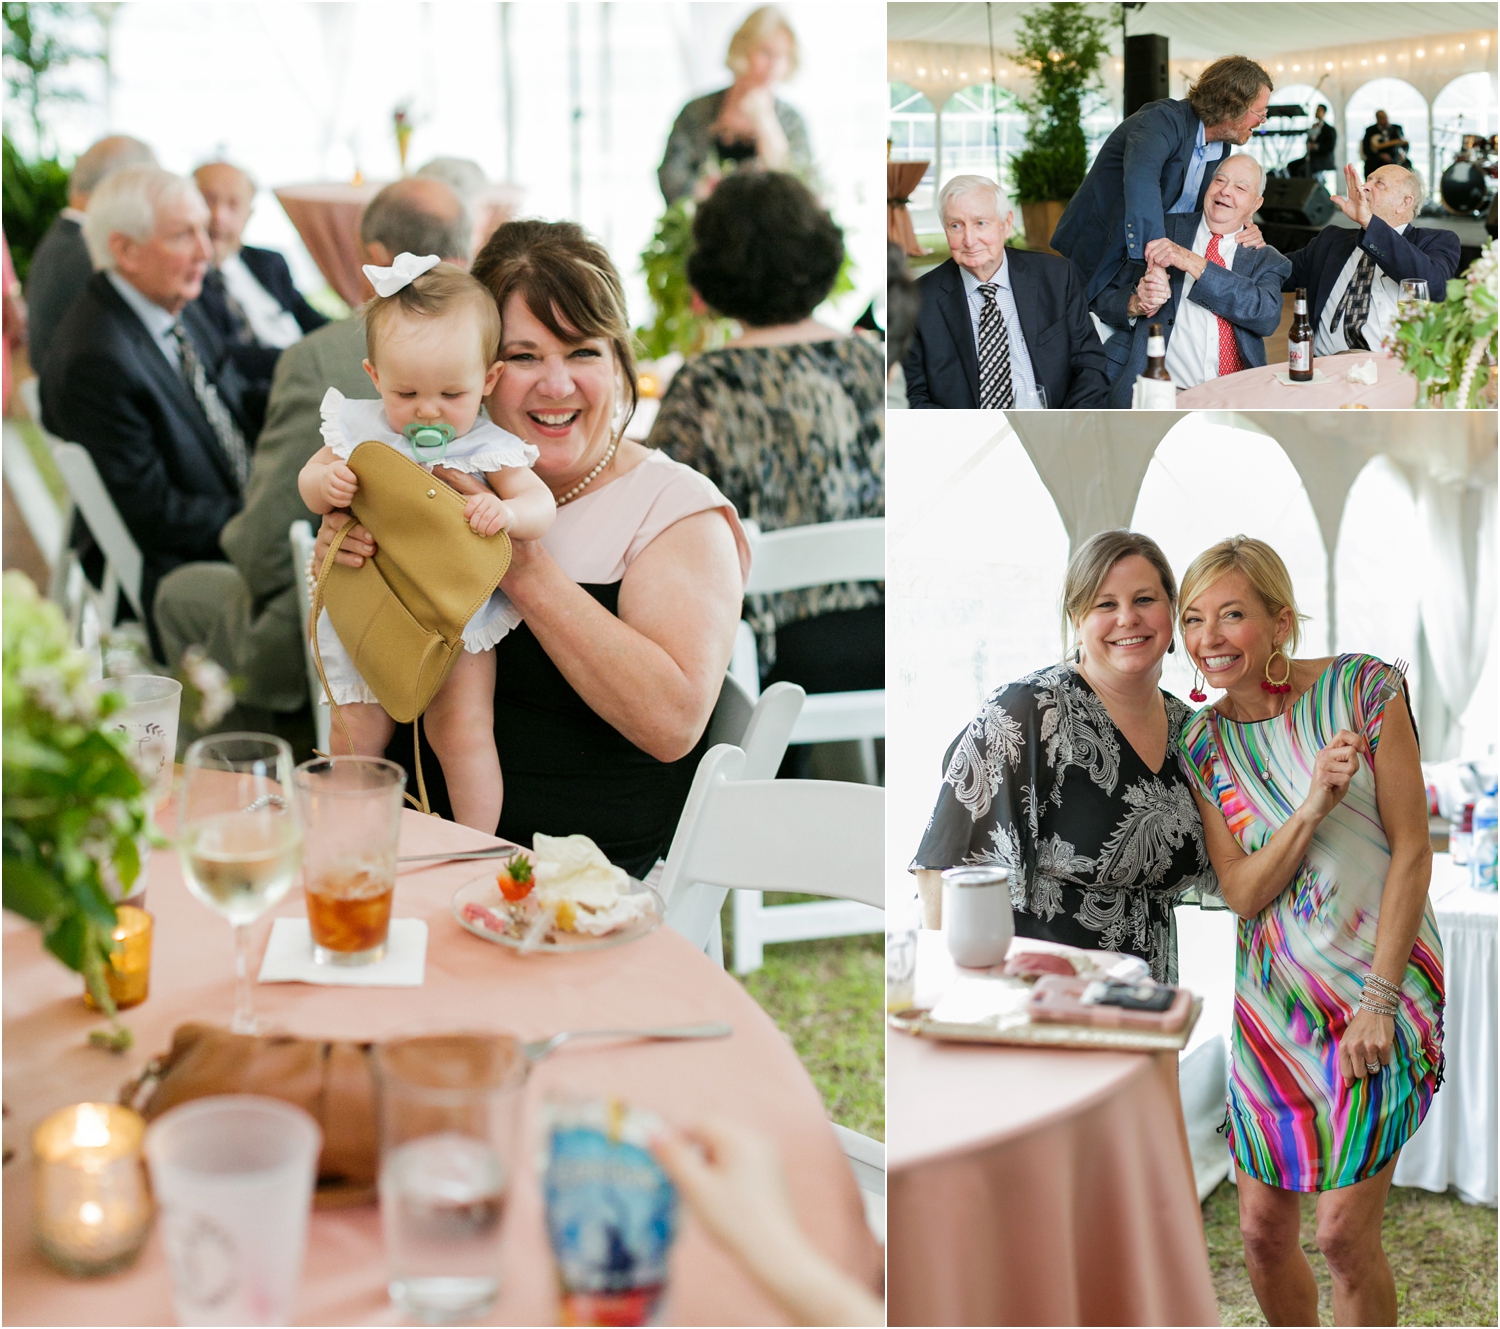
[1261,648,1292,694]
[1189,666,1207,704]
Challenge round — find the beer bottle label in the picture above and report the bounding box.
[1289,340,1312,373]
[1134,377,1176,410]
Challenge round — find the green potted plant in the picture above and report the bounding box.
[1390,240,1497,408]
[2,573,154,1048]
[1007,1,1109,253]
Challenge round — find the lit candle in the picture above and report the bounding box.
[32,1103,152,1275]
[82,906,153,1011]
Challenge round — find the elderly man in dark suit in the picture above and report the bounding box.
[1052,55,1273,303]
[25,134,156,371]
[1283,163,1460,355]
[40,166,253,650]
[1095,155,1292,407]
[192,160,327,436]
[904,175,1108,409]
[152,177,472,713]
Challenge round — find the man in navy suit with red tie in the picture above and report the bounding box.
[1281,163,1460,355]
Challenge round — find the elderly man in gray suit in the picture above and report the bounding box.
[152,176,471,716]
[1093,154,1291,407]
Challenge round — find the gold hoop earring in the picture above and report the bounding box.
[1261,647,1292,695]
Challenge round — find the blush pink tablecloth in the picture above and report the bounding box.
[1175,349,1417,409]
[2,807,880,1326]
[887,933,1218,1327]
[274,182,384,308]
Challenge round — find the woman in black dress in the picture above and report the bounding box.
[912,530,1218,982]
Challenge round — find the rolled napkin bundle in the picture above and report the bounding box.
[1345,359,1379,385]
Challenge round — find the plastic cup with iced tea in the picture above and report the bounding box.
[293,757,406,965]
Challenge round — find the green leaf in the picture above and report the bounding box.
[1,854,64,922]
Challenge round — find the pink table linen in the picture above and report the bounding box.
[1175,349,1417,409]
[887,932,1218,1326]
[274,183,385,307]
[3,806,880,1326]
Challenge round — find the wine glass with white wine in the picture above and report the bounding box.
[178,734,302,1034]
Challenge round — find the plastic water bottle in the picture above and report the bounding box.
[1471,781,1498,892]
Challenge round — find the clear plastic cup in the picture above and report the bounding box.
[144,1095,321,1327]
[374,1034,528,1323]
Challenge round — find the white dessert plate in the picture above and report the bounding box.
[451,873,664,954]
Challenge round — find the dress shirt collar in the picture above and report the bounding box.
[107,270,180,338]
[1202,221,1246,252]
[959,254,1010,298]
[1193,119,1208,154]
[61,206,88,225]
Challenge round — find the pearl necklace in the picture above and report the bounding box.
[555,437,619,506]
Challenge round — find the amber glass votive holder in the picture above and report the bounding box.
[32,1103,152,1275]
[82,906,153,1010]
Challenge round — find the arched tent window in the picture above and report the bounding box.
[888,420,1070,877]
[890,82,937,216]
[1129,417,1328,707]
[940,83,1018,194]
[1432,71,1499,167]
[1344,78,1431,193]
[1335,455,1423,703]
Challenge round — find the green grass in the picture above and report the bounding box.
[1202,1178,1498,1325]
[721,894,884,1142]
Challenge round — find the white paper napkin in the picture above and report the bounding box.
[1272,368,1332,386]
[257,918,427,986]
[1345,358,1379,385]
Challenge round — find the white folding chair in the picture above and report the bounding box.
[732,517,885,784]
[290,521,331,755]
[2,420,68,592]
[48,441,145,638]
[657,743,885,1227]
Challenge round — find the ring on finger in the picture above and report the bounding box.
[1365,1061,1380,1073]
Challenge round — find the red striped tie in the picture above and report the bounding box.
[1205,234,1243,377]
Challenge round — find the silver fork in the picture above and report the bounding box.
[522,1021,732,1063]
[1373,658,1409,712]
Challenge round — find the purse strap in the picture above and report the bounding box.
[308,523,434,817]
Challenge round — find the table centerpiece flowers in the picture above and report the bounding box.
[1391,238,1497,408]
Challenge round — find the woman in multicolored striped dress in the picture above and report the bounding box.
[1176,537,1442,1328]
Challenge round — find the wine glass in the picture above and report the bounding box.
[1399,279,1429,312]
[177,734,301,1034]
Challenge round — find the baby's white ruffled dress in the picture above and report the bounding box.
[314,388,540,706]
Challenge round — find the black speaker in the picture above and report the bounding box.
[1259,177,1335,226]
[1123,35,1169,117]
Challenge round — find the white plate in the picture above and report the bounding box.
[450,872,663,954]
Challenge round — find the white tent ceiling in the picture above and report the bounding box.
[887,4,1497,63]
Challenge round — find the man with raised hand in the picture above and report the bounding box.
[903,175,1108,409]
[1281,162,1460,356]
[1094,154,1291,406]
[1052,55,1273,304]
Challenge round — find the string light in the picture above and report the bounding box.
[1416,49,1425,57]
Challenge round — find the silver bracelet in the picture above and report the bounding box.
[1365,972,1400,997]
[1358,993,1398,1017]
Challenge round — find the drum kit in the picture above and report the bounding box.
[1440,132,1497,216]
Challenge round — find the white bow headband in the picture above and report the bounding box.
[362,252,441,297]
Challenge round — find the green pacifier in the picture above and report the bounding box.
[403,420,456,461]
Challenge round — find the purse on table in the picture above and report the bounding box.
[309,441,512,811]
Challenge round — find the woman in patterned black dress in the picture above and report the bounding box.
[913,530,1218,983]
[649,171,883,708]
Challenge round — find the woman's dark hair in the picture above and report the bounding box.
[687,172,844,328]
[887,241,921,370]
[471,219,638,438]
[1186,55,1273,129]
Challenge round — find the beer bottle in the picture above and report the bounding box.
[1143,325,1171,381]
[1288,288,1314,382]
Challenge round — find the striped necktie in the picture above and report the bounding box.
[1333,250,1378,352]
[1204,234,1244,376]
[171,321,250,491]
[977,283,1014,409]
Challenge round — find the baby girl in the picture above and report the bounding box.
[298,253,555,831]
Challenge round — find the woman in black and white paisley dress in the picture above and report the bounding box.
[913,530,1218,983]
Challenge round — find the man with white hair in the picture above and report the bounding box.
[39,165,253,646]
[1094,154,1291,406]
[1281,162,1460,356]
[903,175,1108,409]
[25,134,156,369]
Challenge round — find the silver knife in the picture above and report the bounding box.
[397,846,521,866]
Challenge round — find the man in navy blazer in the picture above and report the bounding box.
[40,167,252,640]
[1283,163,1461,355]
[904,176,1108,409]
[1052,55,1273,303]
[1094,155,1291,407]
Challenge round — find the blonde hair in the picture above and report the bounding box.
[363,262,501,368]
[1179,535,1308,653]
[726,6,799,77]
[1060,529,1177,658]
